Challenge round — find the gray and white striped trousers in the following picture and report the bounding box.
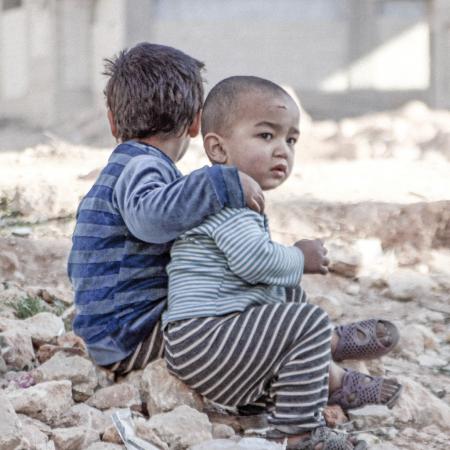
[164,301,332,433]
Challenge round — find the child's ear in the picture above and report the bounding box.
[203,133,227,164]
[188,110,201,137]
[107,109,119,140]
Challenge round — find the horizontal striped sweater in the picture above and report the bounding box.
[163,208,304,327]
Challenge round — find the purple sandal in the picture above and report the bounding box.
[332,319,399,362]
[329,369,402,411]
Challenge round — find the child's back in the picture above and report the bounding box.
[68,45,264,372]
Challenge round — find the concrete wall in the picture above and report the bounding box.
[0,0,444,126]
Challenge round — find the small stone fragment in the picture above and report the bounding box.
[51,426,99,450]
[0,328,35,370]
[145,405,212,450]
[212,423,236,439]
[348,405,394,429]
[102,424,123,444]
[87,383,141,411]
[6,380,74,425]
[0,392,23,450]
[142,358,203,415]
[386,269,435,301]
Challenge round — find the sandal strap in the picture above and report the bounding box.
[333,319,399,362]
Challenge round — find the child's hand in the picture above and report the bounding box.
[294,239,330,275]
[239,171,265,213]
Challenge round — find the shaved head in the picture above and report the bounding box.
[201,76,292,137]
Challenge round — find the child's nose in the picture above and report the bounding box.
[273,142,289,159]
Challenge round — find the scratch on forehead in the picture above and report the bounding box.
[277,105,287,110]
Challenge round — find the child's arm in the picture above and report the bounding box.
[113,156,258,243]
[212,209,304,287]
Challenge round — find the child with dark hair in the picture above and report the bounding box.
[163,76,401,449]
[68,44,264,374]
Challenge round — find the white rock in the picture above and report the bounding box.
[20,417,51,449]
[134,417,169,450]
[212,423,236,439]
[329,243,362,278]
[348,405,394,429]
[310,295,342,321]
[146,405,212,450]
[87,383,141,411]
[23,312,65,344]
[51,426,99,450]
[55,403,111,433]
[392,376,450,430]
[0,392,24,450]
[0,251,20,276]
[417,353,447,368]
[190,437,285,450]
[395,324,439,359]
[345,283,360,296]
[386,269,435,301]
[0,328,35,370]
[6,380,74,425]
[86,443,125,450]
[102,424,123,444]
[142,358,204,415]
[35,351,98,399]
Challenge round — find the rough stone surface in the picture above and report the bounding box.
[212,423,236,439]
[86,444,125,450]
[0,392,24,450]
[395,323,439,359]
[146,405,212,450]
[23,312,65,345]
[87,383,141,411]
[54,403,111,433]
[392,376,450,430]
[102,424,123,444]
[386,269,435,301]
[328,243,362,278]
[142,359,204,415]
[190,438,285,450]
[135,417,169,450]
[6,380,74,425]
[348,405,394,429]
[51,426,99,450]
[20,417,51,449]
[323,405,348,427]
[0,328,35,370]
[35,351,98,399]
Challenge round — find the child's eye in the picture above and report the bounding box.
[287,137,297,145]
[259,133,273,141]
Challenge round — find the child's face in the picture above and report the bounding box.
[221,92,299,190]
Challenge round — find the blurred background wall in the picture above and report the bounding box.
[0,0,449,128]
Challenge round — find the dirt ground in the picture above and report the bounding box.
[0,102,449,449]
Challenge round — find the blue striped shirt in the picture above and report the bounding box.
[163,208,304,327]
[68,142,244,365]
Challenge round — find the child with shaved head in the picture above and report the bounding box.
[162,76,400,449]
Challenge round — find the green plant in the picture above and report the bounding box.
[8,296,49,319]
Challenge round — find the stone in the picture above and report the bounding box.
[142,358,204,415]
[417,353,447,368]
[0,250,20,276]
[323,405,348,427]
[35,351,98,399]
[87,383,141,411]
[386,269,435,301]
[0,328,35,370]
[190,438,285,450]
[392,375,450,430]
[20,416,52,449]
[86,444,125,450]
[309,295,342,320]
[23,312,65,345]
[6,380,74,425]
[86,442,125,450]
[348,405,394,429]
[120,369,145,398]
[212,423,236,439]
[345,283,360,296]
[395,324,439,359]
[51,426,99,450]
[134,417,169,450]
[102,424,123,444]
[145,405,212,450]
[54,403,111,433]
[11,226,32,237]
[57,332,87,353]
[328,243,362,278]
[0,392,24,450]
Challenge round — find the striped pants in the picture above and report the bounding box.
[164,301,332,433]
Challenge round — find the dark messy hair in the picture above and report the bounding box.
[201,76,289,137]
[103,42,205,141]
